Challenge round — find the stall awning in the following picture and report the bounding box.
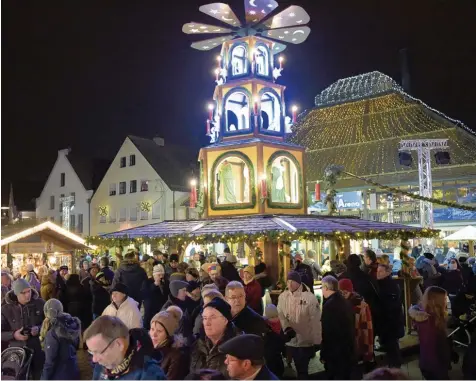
[1,221,94,250]
[89,214,439,245]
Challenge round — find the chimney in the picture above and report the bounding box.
[153,137,165,146]
[399,48,411,93]
[58,148,71,156]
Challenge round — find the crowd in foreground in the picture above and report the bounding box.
[1,247,475,380]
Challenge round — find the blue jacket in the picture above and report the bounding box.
[40,314,81,380]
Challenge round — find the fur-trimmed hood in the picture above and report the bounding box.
[4,288,39,305]
[52,313,81,342]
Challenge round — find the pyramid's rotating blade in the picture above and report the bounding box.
[263,26,311,44]
[270,41,287,54]
[191,35,234,51]
[244,0,278,24]
[182,22,233,34]
[262,5,310,29]
[199,3,242,27]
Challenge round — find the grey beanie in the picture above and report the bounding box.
[169,280,188,298]
[44,298,64,319]
[12,278,31,296]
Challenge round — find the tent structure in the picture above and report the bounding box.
[444,225,476,257]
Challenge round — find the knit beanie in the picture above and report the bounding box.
[44,298,64,319]
[203,297,232,321]
[186,280,200,293]
[169,273,186,282]
[170,254,179,262]
[243,265,255,277]
[151,306,183,337]
[12,278,30,296]
[264,304,279,319]
[225,253,237,263]
[111,282,129,296]
[153,264,165,275]
[169,280,188,298]
[287,271,301,284]
[338,278,354,293]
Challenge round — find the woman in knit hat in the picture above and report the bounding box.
[40,298,81,380]
[142,264,170,329]
[150,306,190,380]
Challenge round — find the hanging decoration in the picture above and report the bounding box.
[343,171,476,212]
[323,165,344,215]
[140,201,152,212]
[190,180,198,208]
[195,160,205,217]
[98,206,108,217]
[314,182,321,201]
[400,238,411,277]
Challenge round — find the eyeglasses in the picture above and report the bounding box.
[227,294,245,301]
[88,337,117,356]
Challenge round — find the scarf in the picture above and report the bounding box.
[105,341,139,379]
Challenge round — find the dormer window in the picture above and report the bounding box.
[231,45,248,76]
[225,91,250,132]
[255,46,269,76]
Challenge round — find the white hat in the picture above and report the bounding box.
[226,253,237,263]
[153,264,165,275]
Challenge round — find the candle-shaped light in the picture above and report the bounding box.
[190,179,198,208]
[206,119,211,135]
[216,55,222,68]
[253,96,259,115]
[260,174,268,198]
[292,105,298,123]
[314,182,321,201]
[279,56,284,70]
[208,103,214,120]
[214,68,220,81]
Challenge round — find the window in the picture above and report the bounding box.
[231,45,248,76]
[270,155,300,204]
[70,192,75,208]
[140,209,149,220]
[129,155,136,166]
[119,208,127,222]
[109,183,117,196]
[60,215,63,226]
[214,156,251,205]
[255,46,269,76]
[100,213,106,223]
[119,182,126,194]
[225,92,250,132]
[59,194,64,212]
[78,214,83,233]
[260,92,281,132]
[130,207,138,221]
[152,202,161,220]
[60,173,65,187]
[50,195,55,210]
[120,157,126,168]
[140,180,149,192]
[130,180,137,193]
[109,209,116,223]
[70,214,76,231]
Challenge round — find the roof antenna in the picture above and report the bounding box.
[399,48,411,93]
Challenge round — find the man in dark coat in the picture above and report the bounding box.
[112,252,147,307]
[142,264,169,330]
[90,271,113,319]
[320,275,355,380]
[294,254,314,291]
[376,264,404,368]
[1,279,46,379]
[220,249,242,283]
[55,265,68,304]
[99,256,114,286]
[219,334,278,380]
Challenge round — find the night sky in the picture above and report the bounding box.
[3,0,476,209]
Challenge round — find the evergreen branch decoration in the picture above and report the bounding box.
[196,160,205,217]
[324,165,344,215]
[343,171,476,211]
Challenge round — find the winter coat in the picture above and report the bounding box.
[220,261,242,283]
[102,297,142,330]
[303,258,321,280]
[161,295,194,342]
[277,283,322,347]
[294,262,314,291]
[189,323,242,378]
[64,278,90,329]
[154,335,190,380]
[93,328,166,380]
[100,266,115,286]
[41,274,56,301]
[422,258,441,289]
[441,269,464,295]
[409,305,450,378]
[376,276,404,340]
[244,279,263,315]
[112,259,148,303]
[347,292,374,362]
[320,292,356,369]
[141,278,169,329]
[1,289,45,349]
[25,271,41,292]
[40,313,81,380]
[79,269,90,282]
[55,273,67,305]
[89,278,111,317]
[253,365,279,380]
[232,306,268,337]
[213,275,229,295]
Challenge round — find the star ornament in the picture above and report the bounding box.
[273,67,283,79]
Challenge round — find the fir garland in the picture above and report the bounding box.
[400,239,411,277]
[196,160,205,217]
[343,171,476,212]
[324,165,344,215]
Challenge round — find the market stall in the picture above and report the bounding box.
[443,225,476,257]
[1,221,94,275]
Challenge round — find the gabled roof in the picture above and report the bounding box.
[67,152,110,191]
[288,71,476,186]
[127,136,197,192]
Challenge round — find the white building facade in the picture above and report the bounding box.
[36,149,93,236]
[90,136,197,236]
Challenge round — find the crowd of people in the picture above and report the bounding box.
[1,246,475,380]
